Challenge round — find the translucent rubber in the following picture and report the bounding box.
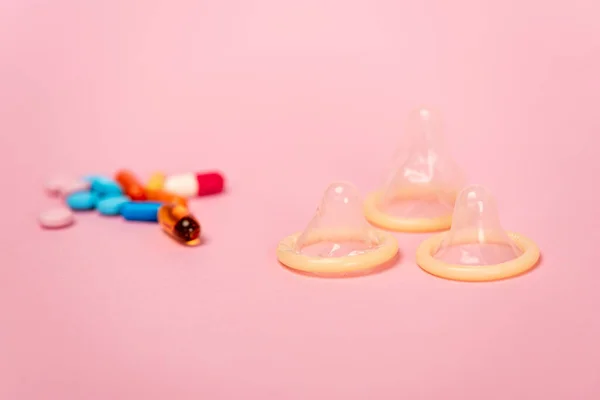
[277,182,398,275]
[416,185,540,281]
[365,107,465,232]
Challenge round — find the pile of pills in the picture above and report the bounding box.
[39,170,225,246]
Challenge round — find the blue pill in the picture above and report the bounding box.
[90,177,123,197]
[121,201,162,222]
[83,174,104,183]
[97,196,130,216]
[66,192,98,211]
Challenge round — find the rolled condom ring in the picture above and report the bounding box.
[416,185,540,282]
[277,182,398,275]
[365,107,465,232]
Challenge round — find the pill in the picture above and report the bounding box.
[90,177,123,198]
[66,191,98,210]
[97,196,130,216]
[45,177,69,196]
[45,177,91,197]
[163,171,225,197]
[146,172,165,193]
[158,204,201,245]
[62,180,91,196]
[39,207,75,229]
[83,174,105,184]
[146,189,188,206]
[121,201,162,222]
[115,169,146,201]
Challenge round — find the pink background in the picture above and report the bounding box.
[2,0,599,398]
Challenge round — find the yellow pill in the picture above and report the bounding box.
[146,172,166,193]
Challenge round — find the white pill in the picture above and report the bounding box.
[163,174,198,198]
[39,207,75,229]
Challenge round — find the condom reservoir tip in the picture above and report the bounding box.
[365,107,465,232]
[416,185,540,282]
[277,182,398,275]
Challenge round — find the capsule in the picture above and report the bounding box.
[121,201,162,222]
[146,172,165,194]
[115,170,146,201]
[146,189,188,207]
[158,204,201,245]
[163,171,224,198]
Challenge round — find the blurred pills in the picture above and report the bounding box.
[97,196,130,216]
[146,189,188,206]
[121,201,162,222]
[164,171,224,197]
[115,170,146,201]
[158,203,201,245]
[42,169,225,246]
[62,180,91,195]
[146,172,165,193]
[39,207,74,229]
[45,177,69,196]
[45,177,90,197]
[66,192,98,210]
[91,177,123,198]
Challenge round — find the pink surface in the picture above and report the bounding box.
[2,1,600,398]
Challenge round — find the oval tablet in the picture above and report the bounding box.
[66,192,98,210]
[62,179,91,196]
[121,201,162,222]
[45,177,69,196]
[97,196,130,216]
[83,174,105,184]
[90,177,123,198]
[39,207,74,229]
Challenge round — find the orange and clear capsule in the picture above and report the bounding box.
[158,204,201,245]
[146,189,188,207]
[146,172,165,194]
[115,170,146,201]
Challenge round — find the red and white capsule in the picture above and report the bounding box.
[163,171,225,198]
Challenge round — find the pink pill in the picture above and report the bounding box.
[62,180,91,195]
[38,207,75,229]
[44,177,90,197]
[45,177,69,196]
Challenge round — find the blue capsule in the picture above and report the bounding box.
[90,176,123,198]
[97,196,130,216]
[121,201,163,222]
[66,192,98,211]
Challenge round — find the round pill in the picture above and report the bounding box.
[91,177,123,198]
[39,207,75,229]
[62,180,91,196]
[97,196,130,216]
[45,177,69,196]
[66,191,98,210]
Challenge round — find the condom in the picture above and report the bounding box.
[416,185,540,281]
[364,107,465,232]
[277,182,399,275]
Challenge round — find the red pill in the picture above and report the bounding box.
[163,171,225,198]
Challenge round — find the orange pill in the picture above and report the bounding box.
[158,203,201,245]
[115,170,146,201]
[146,189,188,206]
